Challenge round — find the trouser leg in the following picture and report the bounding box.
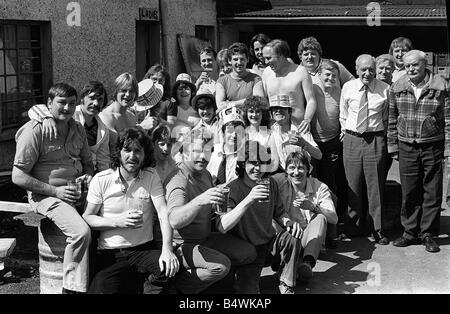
[172,243,230,294]
[42,201,91,292]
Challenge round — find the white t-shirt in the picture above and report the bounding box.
[87,167,164,249]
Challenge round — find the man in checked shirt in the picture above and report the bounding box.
[388,50,450,253]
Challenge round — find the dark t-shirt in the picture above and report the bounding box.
[150,99,177,121]
[216,72,261,101]
[165,162,214,245]
[227,177,284,246]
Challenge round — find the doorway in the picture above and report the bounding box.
[136,21,161,81]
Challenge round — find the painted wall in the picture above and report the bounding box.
[160,0,217,81]
[0,0,217,171]
[0,0,217,98]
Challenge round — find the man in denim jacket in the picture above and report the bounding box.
[387,50,450,253]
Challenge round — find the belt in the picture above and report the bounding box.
[100,241,154,253]
[346,130,384,137]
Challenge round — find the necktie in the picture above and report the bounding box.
[216,154,227,185]
[356,85,369,134]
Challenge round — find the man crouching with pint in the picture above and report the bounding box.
[216,140,303,294]
[83,127,179,294]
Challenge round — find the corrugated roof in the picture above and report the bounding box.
[226,5,446,19]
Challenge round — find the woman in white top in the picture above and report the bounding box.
[171,73,200,141]
[243,96,271,147]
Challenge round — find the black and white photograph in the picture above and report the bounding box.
[0,0,449,300]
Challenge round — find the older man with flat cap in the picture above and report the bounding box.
[388,50,450,253]
[340,54,390,244]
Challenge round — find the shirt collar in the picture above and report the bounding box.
[304,177,314,196]
[357,78,376,93]
[305,58,322,76]
[180,161,204,180]
[113,167,143,183]
[408,72,430,89]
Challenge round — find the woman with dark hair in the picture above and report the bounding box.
[216,42,264,113]
[243,96,271,144]
[249,33,271,77]
[171,73,200,141]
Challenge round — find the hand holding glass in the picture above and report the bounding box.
[128,199,144,228]
[256,178,270,203]
[215,186,230,215]
[67,180,82,206]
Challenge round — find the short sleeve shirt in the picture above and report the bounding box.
[227,177,284,246]
[165,162,214,245]
[14,119,92,187]
[150,99,178,121]
[87,167,164,249]
[217,72,261,102]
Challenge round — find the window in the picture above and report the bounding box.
[0,21,49,131]
[195,25,215,48]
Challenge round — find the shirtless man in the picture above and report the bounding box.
[99,72,138,149]
[262,39,317,133]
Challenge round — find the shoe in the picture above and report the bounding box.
[372,231,389,245]
[62,288,84,294]
[422,236,440,253]
[278,281,295,294]
[392,236,418,247]
[325,237,338,249]
[297,261,313,282]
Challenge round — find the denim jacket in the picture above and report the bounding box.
[387,71,450,157]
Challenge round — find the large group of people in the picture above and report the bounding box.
[11,34,450,294]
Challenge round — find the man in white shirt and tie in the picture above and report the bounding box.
[340,54,390,244]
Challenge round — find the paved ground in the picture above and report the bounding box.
[1,160,450,294]
[261,160,450,294]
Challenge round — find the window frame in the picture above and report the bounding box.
[0,20,52,139]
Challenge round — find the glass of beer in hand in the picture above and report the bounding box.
[215,186,230,215]
[256,178,270,203]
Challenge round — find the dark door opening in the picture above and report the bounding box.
[136,21,161,81]
[240,24,448,76]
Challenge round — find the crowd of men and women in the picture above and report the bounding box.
[11,34,450,294]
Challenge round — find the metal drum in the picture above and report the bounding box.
[38,218,67,294]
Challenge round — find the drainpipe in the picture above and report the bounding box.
[158,0,167,66]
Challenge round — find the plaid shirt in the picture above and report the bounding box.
[387,71,450,157]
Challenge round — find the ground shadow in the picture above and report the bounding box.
[436,214,450,246]
[260,236,377,294]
